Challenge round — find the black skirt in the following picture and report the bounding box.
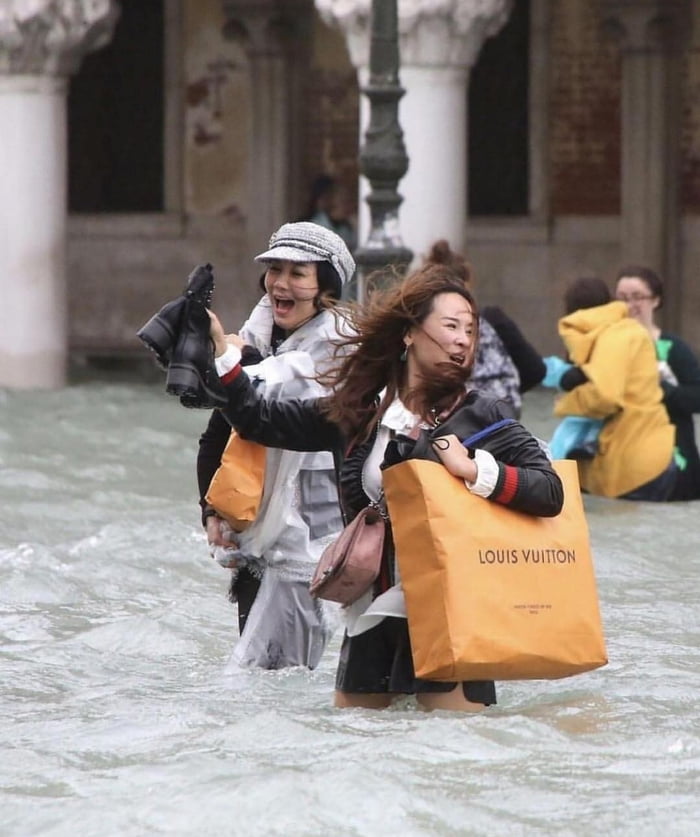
[335,616,497,705]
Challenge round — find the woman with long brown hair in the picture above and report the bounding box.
[208,261,563,711]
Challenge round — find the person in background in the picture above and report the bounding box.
[541,277,607,460]
[302,174,357,252]
[547,276,679,501]
[207,260,563,711]
[197,222,355,670]
[480,304,547,394]
[615,265,700,500]
[423,240,528,417]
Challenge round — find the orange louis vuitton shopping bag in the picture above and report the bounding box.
[382,459,607,681]
[205,430,266,532]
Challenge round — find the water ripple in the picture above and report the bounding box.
[1,385,699,836]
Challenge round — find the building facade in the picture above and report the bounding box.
[1,0,699,386]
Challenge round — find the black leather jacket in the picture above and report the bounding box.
[217,370,564,525]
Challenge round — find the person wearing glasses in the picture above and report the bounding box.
[615,265,700,500]
[544,276,679,501]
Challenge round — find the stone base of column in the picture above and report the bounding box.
[0,75,67,389]
[0,351,66,389]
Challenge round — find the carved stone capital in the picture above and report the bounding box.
[0,0,120,76]
[222,0,314,54]
[316,0,512,68]
[600,0,691,52]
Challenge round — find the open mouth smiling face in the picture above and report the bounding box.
[264,260,320,331]
[271,295,295,316]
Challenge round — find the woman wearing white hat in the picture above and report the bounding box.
[197,222,356,670]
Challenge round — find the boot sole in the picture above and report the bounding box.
[166,362,228,408]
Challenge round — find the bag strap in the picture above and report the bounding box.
[460,418,516,449]
[368,490,388,520]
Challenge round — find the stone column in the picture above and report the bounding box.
[0,0,119,388]
[222,1,313,250]
[600,0,690,329]
[316,0,512,263]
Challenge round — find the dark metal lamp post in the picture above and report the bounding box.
[353,0,412,296]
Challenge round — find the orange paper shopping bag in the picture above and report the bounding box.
[382,459,607,681]
[205,430,266,532]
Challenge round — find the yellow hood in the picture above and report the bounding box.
[554,302,673,497]
[558,301,629,366]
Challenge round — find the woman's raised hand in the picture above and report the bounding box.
[225,332,246,349]
[207,310,229,357]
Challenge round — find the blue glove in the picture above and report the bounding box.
[542,356,572,389]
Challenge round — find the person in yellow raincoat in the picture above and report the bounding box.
[550,277,678,501]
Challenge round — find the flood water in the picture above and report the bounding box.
[1,380,699,837]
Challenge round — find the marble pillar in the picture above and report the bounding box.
[222,1,313,250]
[316,0,512,263]
[0,0,119,388]
[600,0,691,329]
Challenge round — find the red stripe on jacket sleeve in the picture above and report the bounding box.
[494,465,519,505]
[220,365,242,385]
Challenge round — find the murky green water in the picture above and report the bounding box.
[1,383,698,837]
